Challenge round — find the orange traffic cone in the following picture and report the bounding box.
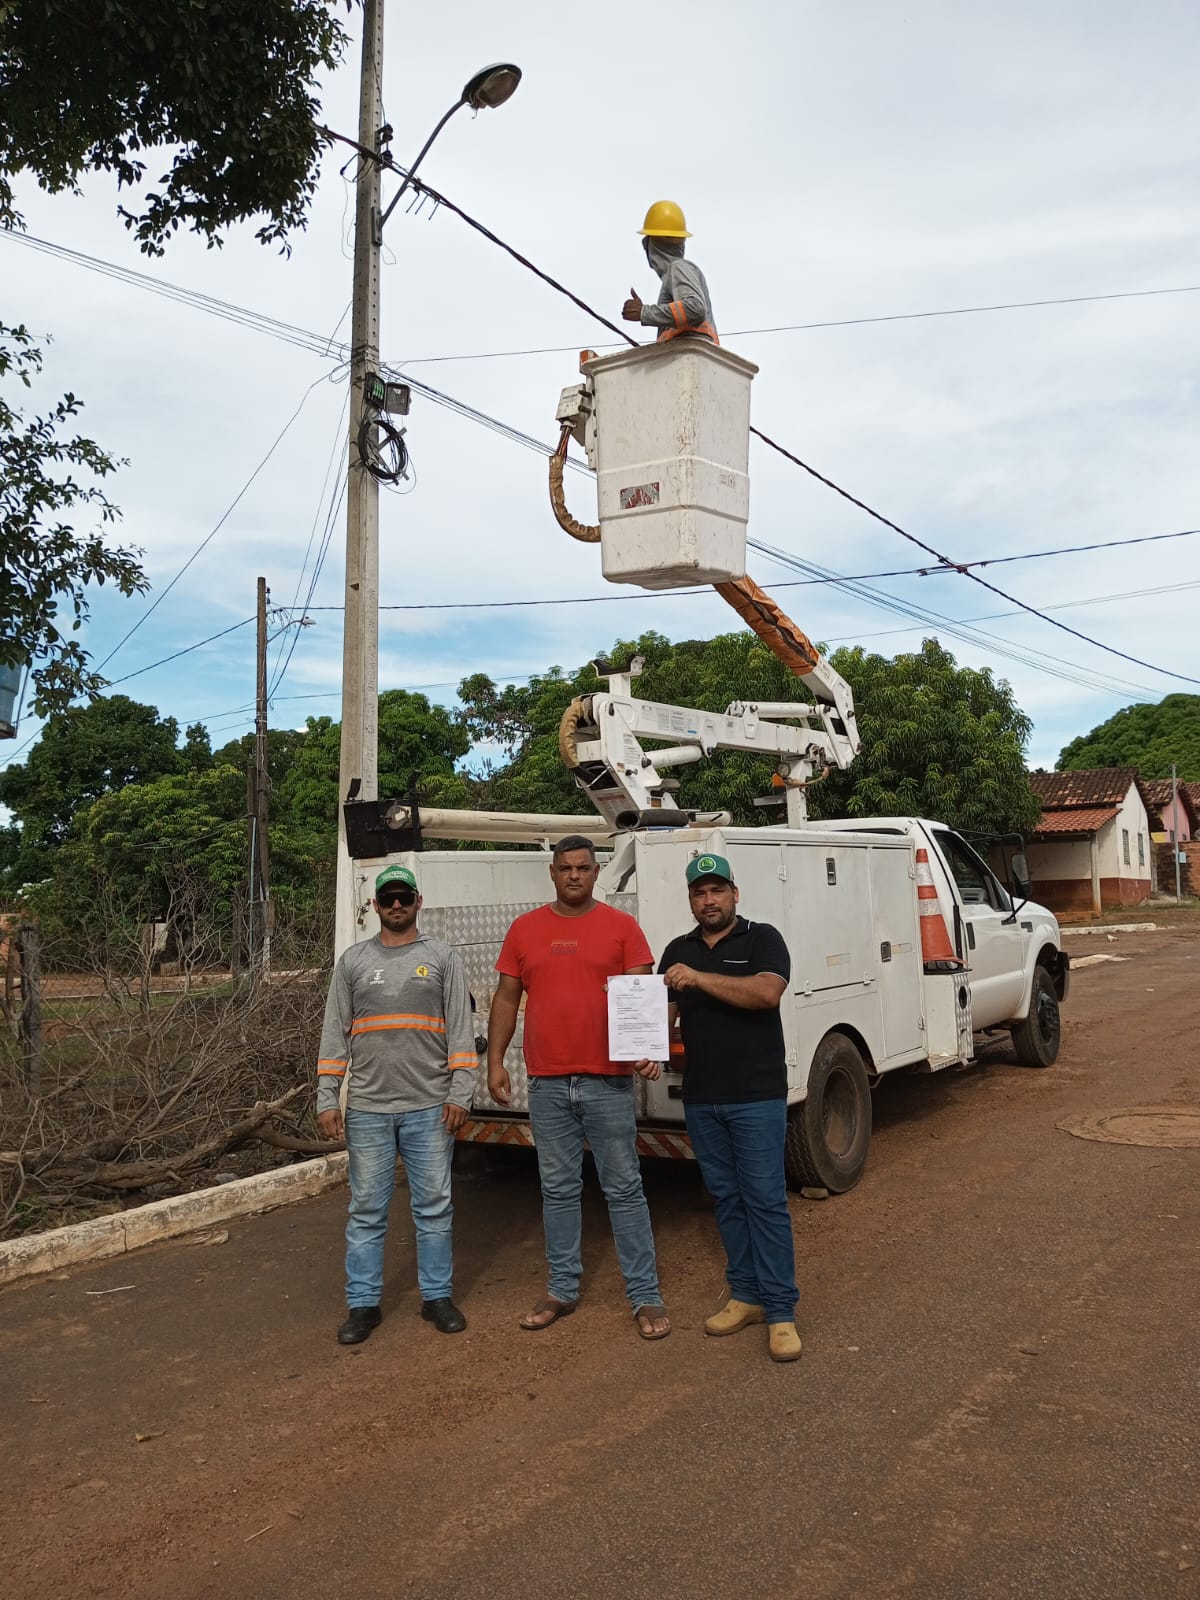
[915,847,961,970]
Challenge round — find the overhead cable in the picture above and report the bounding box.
[392,283,1200,365]
[394,172,1200,689]
[7,227,1197,694]
[92,371,335,674]
[105,617,257,686]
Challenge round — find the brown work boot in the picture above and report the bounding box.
[704,1298,765,1337]
[768,1321,802,1362]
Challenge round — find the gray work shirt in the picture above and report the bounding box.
[315,933,477,1115]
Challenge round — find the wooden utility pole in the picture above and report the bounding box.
[244,577,272,983]
[254,576,271,974]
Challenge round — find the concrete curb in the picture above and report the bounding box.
[0,1153,349,1290]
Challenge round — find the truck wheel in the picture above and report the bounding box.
[785,1032,872,1194]
[1009,965,1061,1068]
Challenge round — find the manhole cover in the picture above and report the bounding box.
[1057,1108,1200,1149]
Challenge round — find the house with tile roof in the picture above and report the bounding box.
[1141,778,1198,844]
[1025,767,1154,914]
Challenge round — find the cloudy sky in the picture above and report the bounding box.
[3,0,1198,784]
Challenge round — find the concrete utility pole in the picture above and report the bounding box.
[335,0,385,958]
[330,30,521,957]
[1172,762,1182,900]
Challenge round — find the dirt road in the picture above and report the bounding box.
[3,927,1198,1600]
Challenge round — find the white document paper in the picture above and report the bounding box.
[607,974,669,1061]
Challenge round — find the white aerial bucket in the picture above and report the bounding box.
[583,341,757,590]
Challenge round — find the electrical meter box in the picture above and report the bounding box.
[582,341,758,590]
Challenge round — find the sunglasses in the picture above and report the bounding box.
[377,889,418,908]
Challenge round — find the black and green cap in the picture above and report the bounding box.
[686,852,734,886]
[375,864,418,894]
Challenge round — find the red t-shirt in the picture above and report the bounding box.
[495,902,653,1076]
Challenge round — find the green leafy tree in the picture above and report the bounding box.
[2,5,352,709]
[66,765,248,904]
[212,727,310,789]
[278,690,474,838]
[1057,695,1200,781]
[0,694,185,881]
[181,722,213,773]
[1,323,145,714]
[462,632,1040,836]
[813,640,1039,833]
[0,1,352,253]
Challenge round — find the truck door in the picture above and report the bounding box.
[928,829,1026,1025]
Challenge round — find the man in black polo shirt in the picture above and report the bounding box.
[658,853,801,1362]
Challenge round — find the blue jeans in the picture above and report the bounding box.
[527,1074,661,1311]
[344,1104,454,1308]
[685,1099,799,1322]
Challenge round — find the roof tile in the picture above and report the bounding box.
[1031,805,1120,837]
[1029,767,1139,808]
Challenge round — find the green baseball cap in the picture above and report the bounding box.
[375,864,418,894]
[686,852,734,886]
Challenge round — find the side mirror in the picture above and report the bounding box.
[1010,852,1032,899]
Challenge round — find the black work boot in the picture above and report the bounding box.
[337,1305,382,1345]
[421,1297,467,1334]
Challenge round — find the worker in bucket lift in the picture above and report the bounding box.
[621,200,718,344]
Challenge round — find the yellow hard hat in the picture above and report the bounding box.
[639,200,692,238]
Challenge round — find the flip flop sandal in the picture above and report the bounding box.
[634,1304,672,1341]
[519,1297,577,1331]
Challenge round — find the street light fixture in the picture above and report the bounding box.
[463,62,522,110]
[377,61,522,234]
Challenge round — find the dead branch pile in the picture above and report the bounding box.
[0,879,339,1239]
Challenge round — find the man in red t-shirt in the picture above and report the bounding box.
[487,836,670,1339]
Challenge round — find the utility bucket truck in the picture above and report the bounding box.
[335,339,1068,1193]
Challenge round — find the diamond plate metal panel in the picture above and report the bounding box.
[956,976,974,1061]
[421,901,544,1113]
[421,894,649,1117]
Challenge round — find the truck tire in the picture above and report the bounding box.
[1010,964,1061,1068]
[784,1032,872,1194]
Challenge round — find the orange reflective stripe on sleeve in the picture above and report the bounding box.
[446,1052,479,1070]
[668,299,689,330]
[317,1059,347,1076]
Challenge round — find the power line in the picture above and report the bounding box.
[827,577,1200,647]
[286,525,1200,612]
[8,226,1197,697]
[395,171,1200,690]
[18,227,1193,582]
[392,283,1200,366]
[745,423,1200,687]
[92,372,335,675]
[747,539,1155,699]
[105,617,256,686]
[11,225,1198,370]
[269,472,347,698]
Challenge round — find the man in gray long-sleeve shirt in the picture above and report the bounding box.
[316,864,477,1344]
[622,199,718,345]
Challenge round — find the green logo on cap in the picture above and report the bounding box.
[686,852,733,885]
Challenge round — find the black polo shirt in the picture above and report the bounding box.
[658,916,791,1104]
